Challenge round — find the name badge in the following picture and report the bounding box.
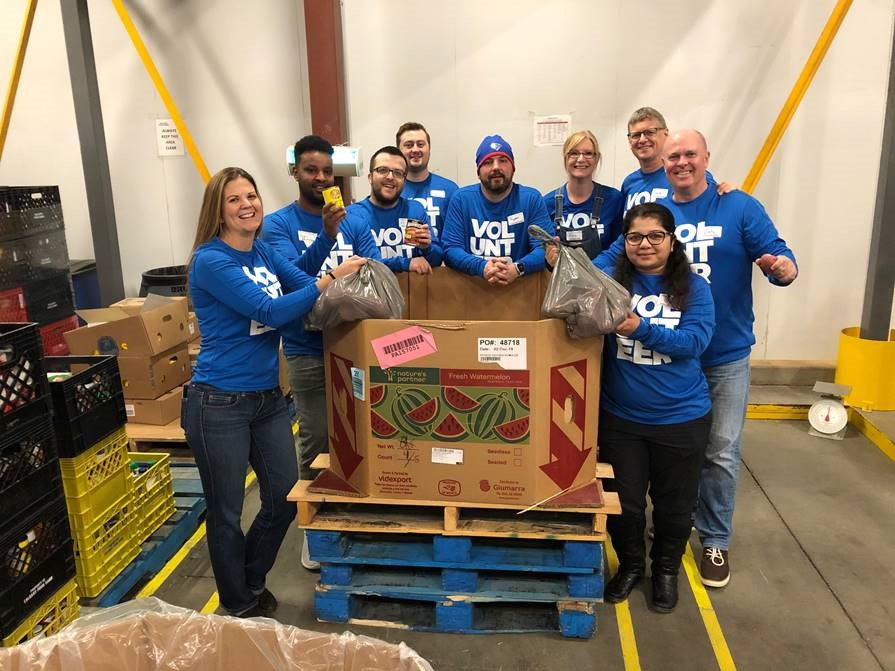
[566,229,584,242]
[431,189,446,198]
[507,212,525,225]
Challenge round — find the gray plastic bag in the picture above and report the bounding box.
[529,224,631,338]
[305,258,405,331]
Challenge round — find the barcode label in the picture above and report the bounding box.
[383,334,425,356]
[432,447,463,465]
[351,367,365,401]
[125,404,135,417]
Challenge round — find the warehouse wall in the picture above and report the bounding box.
[1,1,893,360]
[0,0,312,294]
[341,0,895,361]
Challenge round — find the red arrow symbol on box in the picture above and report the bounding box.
[540,361,591,489]
[329,353,363,479]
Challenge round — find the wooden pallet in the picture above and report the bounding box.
[292,454,618,542]
[126,419,189,454]
[315,590,597,638]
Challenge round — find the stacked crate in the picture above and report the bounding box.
[0,187,79,356]
[0,323,79,647]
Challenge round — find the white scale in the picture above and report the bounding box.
[807,381,851,440]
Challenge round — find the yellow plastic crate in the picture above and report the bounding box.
[72,491,139,598]
[60,428,132,529]
[2,578,79,647]
[130,452,175,543]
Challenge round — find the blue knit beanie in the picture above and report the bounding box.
[475,135,514,168]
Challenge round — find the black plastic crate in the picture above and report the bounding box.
[23,275,75,325]
[0,230,70,287]
[45,356,126,459]
[0,414,62,529]
[0,323,48,434]
[0,495,75,639]
[0,187,64,242]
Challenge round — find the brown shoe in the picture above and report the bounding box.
[699,547,730,587]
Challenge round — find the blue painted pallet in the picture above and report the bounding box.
[306,529,603,572]
[320,563,603,601]
[92,464,206,606]
[315,589,597,639]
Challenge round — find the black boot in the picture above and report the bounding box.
[650,558,679,613]
[605,562,645,603]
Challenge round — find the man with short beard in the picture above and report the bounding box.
[261,135,381,570]
[442,135,553,284]
[347,146,442,274]
[397,121,458,240]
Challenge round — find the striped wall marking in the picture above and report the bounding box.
[683,542,737,671]
[849,408,895,462]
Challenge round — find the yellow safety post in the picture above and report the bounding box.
[835,328,895,410]
[742,0,853,193]
[0,0,38,162]
[110,0,211,184]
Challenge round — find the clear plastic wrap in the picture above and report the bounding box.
[529,224,631,338]
[306,259,405,331]
[0,597,434,671]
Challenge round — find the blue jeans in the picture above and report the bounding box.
[286,354,327,481]
[181,382,298,613]
[695,355,750,550]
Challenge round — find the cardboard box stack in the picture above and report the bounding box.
[0,323,79,647]
[323,268,601,506]
[65,295,191,426]
[0,187,79,356]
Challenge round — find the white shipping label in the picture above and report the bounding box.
[188,322,195,335]
[351,367,365,400]
[432,447,464,465]
[125,404,135,417]
[477,337,527,370]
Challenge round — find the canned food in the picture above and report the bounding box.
[322,186,344,209]
[404,219,425,245]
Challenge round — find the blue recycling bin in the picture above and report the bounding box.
[69,259,100,309]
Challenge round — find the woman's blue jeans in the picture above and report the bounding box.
[181,382,298,613]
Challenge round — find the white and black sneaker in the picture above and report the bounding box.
[699,546,730,587]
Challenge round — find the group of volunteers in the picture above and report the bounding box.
[182,106,798,618]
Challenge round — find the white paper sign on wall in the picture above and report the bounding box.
[156,119,185,157]
[533,115,571,147]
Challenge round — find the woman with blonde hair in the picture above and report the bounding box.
[182,166,365,618]
[543,130,624,259]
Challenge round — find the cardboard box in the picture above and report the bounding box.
[187,311,200,342]
[118,345,191,399]
[110,295,187,315]
[126,386,183,425]
[65,294,189,357]
[324,268,600,506]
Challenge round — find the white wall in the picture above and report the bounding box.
[342,0,895,361]
[0,0,311,295]
[1,1,892,359]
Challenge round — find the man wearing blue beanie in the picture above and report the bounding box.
[441,134,554,283]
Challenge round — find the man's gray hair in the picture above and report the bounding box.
[628,107,668,130]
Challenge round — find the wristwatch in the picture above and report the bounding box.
[515,262,525,277]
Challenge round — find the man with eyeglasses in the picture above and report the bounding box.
[593,128,798,589]
[347,146,443,274]
[261,134,382,570]
[442,134,553,284]
[397,122,458,240]
[622,107,733,215]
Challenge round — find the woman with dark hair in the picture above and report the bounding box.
[596,202,715,613]
[183,167,365,618]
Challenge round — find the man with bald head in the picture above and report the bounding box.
[592,128,797,598]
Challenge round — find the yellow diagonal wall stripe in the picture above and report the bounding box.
[0,0,38,162]
[111,0,211,184]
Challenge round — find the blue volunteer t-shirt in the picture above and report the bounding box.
[261,202,382,357]
[601,272,714,424]
[441,183,554,276]
[189,238,320,390]
[402,172,459,240]
[347,197,443,273]
[543,181,624,250]
[621,168,716,215]
[597,187,797,367]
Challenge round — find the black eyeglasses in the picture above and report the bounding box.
[624,231,670,245]
[626,127,666,141]
[372,166,406,179]
[567,150,596,160]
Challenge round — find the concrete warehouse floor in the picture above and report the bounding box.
[144,390,895,671]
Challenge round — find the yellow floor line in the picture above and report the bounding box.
[683,542,736,671]
[200,591,219,614]
[849,409,895,462]
[605,541,642,671]
[746,403,808,421]
[136,471,257,600]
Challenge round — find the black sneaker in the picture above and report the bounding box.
[699,546,730,587]
[256,588,278,614]
[233,603,268,619]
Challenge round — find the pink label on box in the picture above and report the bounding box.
[371,326,437,369]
